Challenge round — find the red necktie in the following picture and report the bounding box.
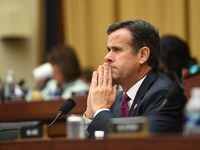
[121,93,130,117]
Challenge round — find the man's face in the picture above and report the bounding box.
[105,28,141,85]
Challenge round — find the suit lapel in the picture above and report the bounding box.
[129,71,159,116]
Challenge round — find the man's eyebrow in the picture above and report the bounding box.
[107,45,121,50]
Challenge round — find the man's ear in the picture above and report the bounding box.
[138,47,150,64]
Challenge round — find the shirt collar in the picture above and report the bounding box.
[126,75,146,101]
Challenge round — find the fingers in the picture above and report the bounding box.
[103,64,108,86]
[97,65,103,86]
[91,64,113,89]
[112,84,117,95]
[90,71,98,88]
[102,64,112,87]
[87,64,116,112]
[109,84,117,104]
[107,65,112,87]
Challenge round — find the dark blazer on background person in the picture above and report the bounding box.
[87,71,187,136]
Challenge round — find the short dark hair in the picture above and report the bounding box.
[48,45,81,82]
[107,19,160,70]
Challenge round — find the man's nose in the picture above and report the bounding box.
[104,51,113,62]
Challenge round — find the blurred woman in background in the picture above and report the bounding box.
[41,45,89,100]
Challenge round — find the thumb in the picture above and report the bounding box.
[109,84,118,104]
[112,84,118,94]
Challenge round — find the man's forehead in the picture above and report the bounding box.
[107,29,132,46]
[108,28,131,38]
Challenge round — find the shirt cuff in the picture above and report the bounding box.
[83,108,110,124]
[82,112,92,124]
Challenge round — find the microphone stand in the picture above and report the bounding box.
[48,111,62,127]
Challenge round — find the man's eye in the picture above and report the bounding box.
[113,48,122,52]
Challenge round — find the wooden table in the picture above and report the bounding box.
[0,96,87,137]
[1,135,200,150]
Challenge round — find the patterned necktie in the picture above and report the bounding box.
[121,93,130,117]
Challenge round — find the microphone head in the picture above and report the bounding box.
[59,98,76,115]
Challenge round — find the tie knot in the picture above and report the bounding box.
[122,93,130,102]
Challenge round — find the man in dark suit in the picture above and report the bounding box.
[84,20,187,136]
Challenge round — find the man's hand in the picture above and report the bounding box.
[85,64,117,118]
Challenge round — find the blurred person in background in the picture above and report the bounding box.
[40,45,89,100]
[159,35,200,86]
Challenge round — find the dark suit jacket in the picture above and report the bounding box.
[87,71,187,136]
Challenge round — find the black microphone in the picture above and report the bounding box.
[48,98,76,127]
